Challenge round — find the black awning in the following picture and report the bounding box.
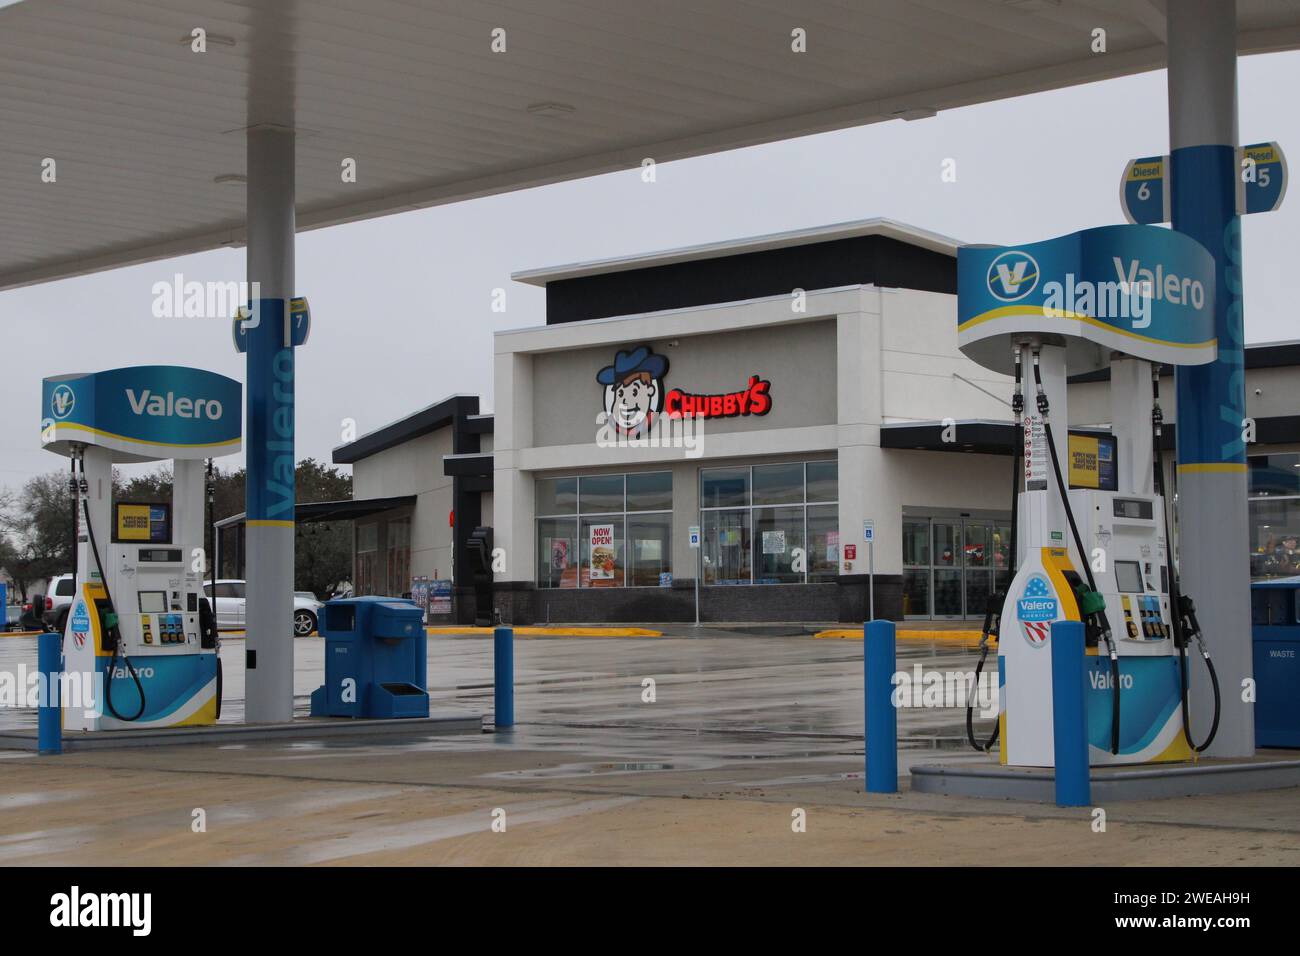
[295,496,417,524]
[879,420,1225,455]
[881,421,1019,455]
[214,495,417,529]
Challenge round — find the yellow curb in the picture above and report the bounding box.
[220,631,320,638]
[426,626,663,637]
[0,630,46,638]
[814,628,991,644]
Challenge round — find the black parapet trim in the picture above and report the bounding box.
[332,395,485,465]
[1068,342,1300,384]
[443,453,494,478]
[543,235,955,325]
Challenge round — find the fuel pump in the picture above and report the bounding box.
[956,224,1222,767]
[40,366,241,731]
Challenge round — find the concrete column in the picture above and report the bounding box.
[1167,0,1253,756]
[243,126,296,723]
[172,459,205,573]
[493,351,535,589]
[1110,357,1154,497]
[836,297,880,582]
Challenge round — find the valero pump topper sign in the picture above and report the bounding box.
[41,366,242,460]
[957,224,1217,373]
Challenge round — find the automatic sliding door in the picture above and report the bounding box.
[902,519,931,618]
[932,520,962,618]
[963,519,994,620]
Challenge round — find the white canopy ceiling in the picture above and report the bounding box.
[3,0,1299,291]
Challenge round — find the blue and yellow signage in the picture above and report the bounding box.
[40,366,242,462]
[957,224,1217,372]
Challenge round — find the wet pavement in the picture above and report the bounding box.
[0,629,985,751]
[3,631,1297,865]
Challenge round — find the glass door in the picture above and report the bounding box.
[902,519,931,619]
[962,520,995,620]
[932,520,963,618]
[901,515,1010,619]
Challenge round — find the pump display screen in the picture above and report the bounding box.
[1112,498,1154,520]
[1115,560,1144,593]
[113,502,172,543]
[138,590,166,614]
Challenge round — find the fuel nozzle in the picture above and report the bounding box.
[1074,584,1113,653]
[1176,593,1209,656]
[980,590,1005,648]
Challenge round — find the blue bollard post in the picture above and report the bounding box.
[1050,620,1091,807]
[864,619,898,793]
[37,631,62,755]
[493,625,514,729]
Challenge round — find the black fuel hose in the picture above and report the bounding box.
[967,347,1023,753]
[1178,640,1221,752]
[82,487,145,722]
[966,602,1001,752]
[1150,370,1220,753]
[1033,354,1121,755]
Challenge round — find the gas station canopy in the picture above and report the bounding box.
[4,0,1300,292]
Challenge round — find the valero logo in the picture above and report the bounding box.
[1016,573,1057,648]
[50,384,75,420]
[986,250,1040,302]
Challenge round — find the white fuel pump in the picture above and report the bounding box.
[40,366,242,731]
[956,225,1223,767]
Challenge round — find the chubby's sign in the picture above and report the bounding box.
[665,375,771,420]
[596,344,772,437]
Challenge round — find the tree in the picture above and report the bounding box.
[294,457,351,503]
[0,527,20,601]
[0,457,353,601]
[292,458,353,599]
[1,470,88,594]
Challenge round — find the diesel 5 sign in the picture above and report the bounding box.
[1121,142,1287,223]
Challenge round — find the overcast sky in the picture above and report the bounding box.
[2,49,1298,492]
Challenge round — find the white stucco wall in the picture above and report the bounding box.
[352,427,456,589]
[493,284,1017,584]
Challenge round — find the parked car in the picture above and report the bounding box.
[42,573,77,630]
[202,580,324,636]
[16,601,50,633]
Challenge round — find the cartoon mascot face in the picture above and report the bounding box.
[597,345,669,437]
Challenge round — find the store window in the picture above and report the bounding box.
[537,517,578,589]
[628,512,672,586]
[536,473,672,588]
[1249,453,1300,579]
[356,522,379,596]
[700,460,838,585]
[387,517,411,597]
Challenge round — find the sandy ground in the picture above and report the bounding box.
[4,759,1298,866]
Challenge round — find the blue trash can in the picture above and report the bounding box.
[1251,579,1300,748]
[310,596,430,719]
